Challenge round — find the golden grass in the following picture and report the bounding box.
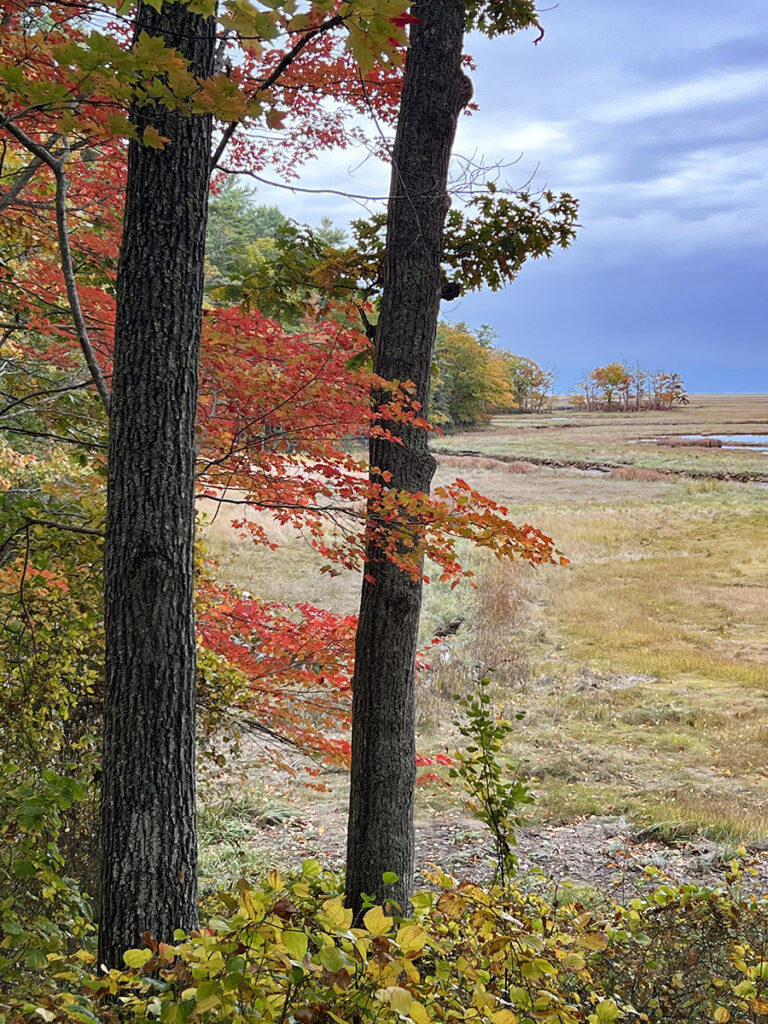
[608,466,669,482]
[435,454,536,473]
[198,495,362,614]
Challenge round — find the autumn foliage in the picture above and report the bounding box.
[0,0,567,783]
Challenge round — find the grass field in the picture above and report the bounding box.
[201,394,768,853]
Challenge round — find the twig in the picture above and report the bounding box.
[0,132,59,212]
[19,517,105,538]
[0,378,92,419]
[1,518,105,555]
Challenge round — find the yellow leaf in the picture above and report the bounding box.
[364,905,394,936]
[577,932,609,952]
[242,888,266,922]
[749,999,768,1015]
[123,947,153,968]
[396,923,427,956]
[410,1001,432,1024]
[713,1009,730,1023]
[320,897,353,932]
[563,952,586,970]
[491,1013,518,1024]
[436,891,465,919]
[194,994,220,1014]
[383,986,412,1015]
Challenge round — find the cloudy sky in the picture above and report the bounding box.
[257,2,768,394]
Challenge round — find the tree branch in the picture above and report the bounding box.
[210,14,343,171]
[0,378,92,419]
[0,112,111,414]
[17,517,106,539]
[0,133,60,213]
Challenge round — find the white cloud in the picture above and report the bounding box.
[592,68,768,123]
[460,119,571,155]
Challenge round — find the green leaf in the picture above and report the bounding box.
[345,349,373,372]
[142,125,168,149]
[595,1000,620,1023]
[301,857,321,878]
[283,929,308,961]
[123,947,154,968]
[319,944,348,973]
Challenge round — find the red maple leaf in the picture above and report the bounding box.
[390,13,423,29]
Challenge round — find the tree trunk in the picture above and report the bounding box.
[99,1,214,967]
[345,0,472,918]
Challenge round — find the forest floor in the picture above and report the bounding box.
[199,754,768,902]
[200,394,768,901]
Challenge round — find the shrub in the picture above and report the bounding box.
[450,677,532,885]
[0,764,94,1010]
[593,868,768,1023]
[77,865,629,1024]
[6,856,768,1024]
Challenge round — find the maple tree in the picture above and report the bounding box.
[0,0,418,963]
[345,0,577,917]
[0,0,576,959]
[501,352,555,412]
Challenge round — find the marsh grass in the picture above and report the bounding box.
[199,497,362,613]
[435,393,768,477]
[199,395,768,847]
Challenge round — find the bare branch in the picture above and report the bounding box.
[0,112,111,413]
[3,518,106,545]
[1,424,107,448]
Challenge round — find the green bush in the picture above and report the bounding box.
[450,677,532,885]
[0,764,94,1017]
[593,868,768,1022]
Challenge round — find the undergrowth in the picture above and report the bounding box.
[6,770,768,1024]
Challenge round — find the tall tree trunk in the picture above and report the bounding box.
[345,0,472,918]
[99,1,215,967]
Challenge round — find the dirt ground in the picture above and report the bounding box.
[239,781,768,898]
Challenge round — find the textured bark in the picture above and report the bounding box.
[99,1,215,968]
[345,0,472,918]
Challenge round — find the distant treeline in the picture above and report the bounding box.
[573,363,688,412]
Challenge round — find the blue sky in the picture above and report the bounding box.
[256,2,768,395]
